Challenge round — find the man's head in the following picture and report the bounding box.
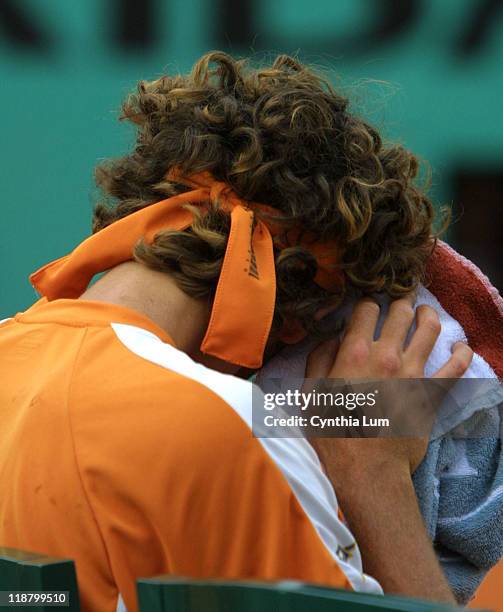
[93,51,438,348]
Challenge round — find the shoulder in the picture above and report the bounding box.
[70,322,257,450]
[109,321,254,419]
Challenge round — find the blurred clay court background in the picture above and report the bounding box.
[0,0,502,609]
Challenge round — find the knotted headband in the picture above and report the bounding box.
[30,170,342,368]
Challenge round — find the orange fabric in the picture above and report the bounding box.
[200,204,276,366]
[0,300,350,612]
[29,171,342,369]
[470,560,503,611]
[168,170,343,291]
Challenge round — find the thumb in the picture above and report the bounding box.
[305,337,340,379]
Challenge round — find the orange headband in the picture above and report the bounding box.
[30,171,342,368]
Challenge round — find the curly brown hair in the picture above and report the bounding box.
[93,51,440,342]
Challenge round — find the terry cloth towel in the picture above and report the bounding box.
[256,241,503,604]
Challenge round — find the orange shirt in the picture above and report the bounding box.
[0,299,381,611]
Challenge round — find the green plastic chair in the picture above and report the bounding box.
[0,547,80,611]
[0,549,491,611]
[136,577,491,612]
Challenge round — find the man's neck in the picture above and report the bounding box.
[79,261,210,357]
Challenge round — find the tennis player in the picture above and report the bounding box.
[0,52,473,611]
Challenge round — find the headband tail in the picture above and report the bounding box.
[200,206,276,369]
[29,194,196,300]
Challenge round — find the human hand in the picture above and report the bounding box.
[306,295,473,474]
